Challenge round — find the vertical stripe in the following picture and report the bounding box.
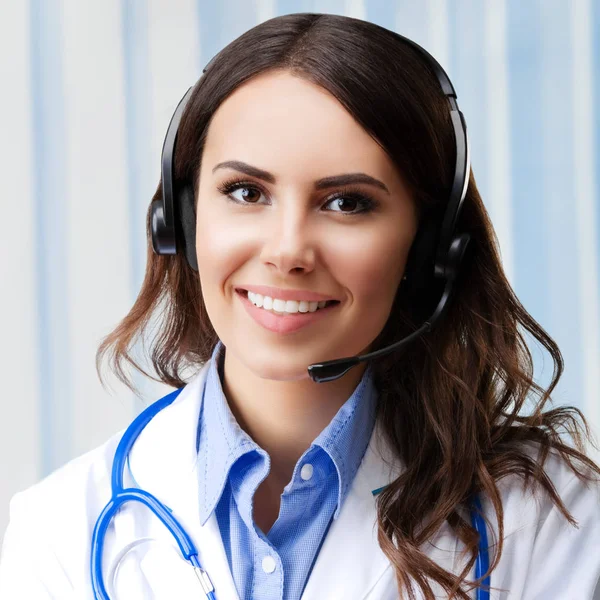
[275,0,313,16]
[315,0,345,16]
[570,0,600,443]
[364,0,397,29]
[395,1,428,46]
[539,0,584,409]
[61,0,135,454]
[447,0,486,197]
[506,1,550,335]
[0,0,39,535]
[483,0,514,284]
[121,0,156,410]
[197,0,220,69]
[197,0,262,83]
[197,0,256,74]
[593,0,600,446]
[426,0,450,70]
[139,0,202,406]
[595,0,600,319]
[121,0,151,297]
[30,0,72,475]
[146,0,200,252]
[344,0,365,21]
[255,0,276,23]
[505,0,561,406]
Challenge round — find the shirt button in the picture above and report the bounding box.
[300,463,314,481]
[262,555,277,574]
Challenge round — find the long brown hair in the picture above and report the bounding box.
[97,13,600,598]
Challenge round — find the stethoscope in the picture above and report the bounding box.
[90,388,491,600]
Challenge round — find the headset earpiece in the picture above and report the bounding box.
[151,196,176,254]
[178,184,198,271]
[442,233,471,282]
[151,86,195,262]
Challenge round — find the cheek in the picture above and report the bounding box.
[195,207,252,292]
[328,224,410,312]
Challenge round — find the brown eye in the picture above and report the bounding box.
[217,180,265,204]
[324,191,376,215]
[327,197,360,213]
[233,185,262,203]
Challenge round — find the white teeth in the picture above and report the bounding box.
[247,291,332,314]
[273,298,286,312]
[284,300,299,313]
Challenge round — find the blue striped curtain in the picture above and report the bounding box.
[1,0,598,536]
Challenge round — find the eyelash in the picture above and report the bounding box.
[216,177,378,216]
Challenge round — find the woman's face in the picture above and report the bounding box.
[196,70,418,381]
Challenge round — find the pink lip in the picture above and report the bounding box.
[236,284,338,302]
[236,289,339,334]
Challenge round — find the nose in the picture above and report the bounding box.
[259,202,316,275]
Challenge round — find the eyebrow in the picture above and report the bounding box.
[212,160,390,194]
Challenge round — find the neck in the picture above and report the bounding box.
[220,346,368,485]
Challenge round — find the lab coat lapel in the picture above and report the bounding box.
[301,420,402,600]
[121,361,240,600]
[301,419,465,600]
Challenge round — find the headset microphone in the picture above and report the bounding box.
[306,233,470,383]
[154,31,471,384]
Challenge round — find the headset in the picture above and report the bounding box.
[150,27,471,386]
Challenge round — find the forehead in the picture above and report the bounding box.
[202,70,402,187]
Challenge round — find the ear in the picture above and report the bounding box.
[178,184,198,272]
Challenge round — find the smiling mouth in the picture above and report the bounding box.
[236,289,340,314]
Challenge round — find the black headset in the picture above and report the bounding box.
[151,30,471,384]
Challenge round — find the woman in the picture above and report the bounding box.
[1,12,599,600]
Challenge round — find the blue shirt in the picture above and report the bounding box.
[196,340,377,600]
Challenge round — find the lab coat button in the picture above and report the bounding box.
[262,555,277,573]
[300,463,314,480]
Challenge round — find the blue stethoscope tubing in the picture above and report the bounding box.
[90,388,490,600]
[90,387,217,600]
[471,494,491,600]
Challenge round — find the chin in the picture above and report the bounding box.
[230,345,320,382]
[250,360,312,382]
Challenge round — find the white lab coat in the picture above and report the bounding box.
[1,359,599,599]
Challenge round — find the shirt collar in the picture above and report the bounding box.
[197,340,378,524]
[311,362,377,519]
[197,341,257,524]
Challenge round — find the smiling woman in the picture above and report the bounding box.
[1,11,599,600]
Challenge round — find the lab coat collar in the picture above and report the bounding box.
[301,417,403,599]
[124,357,438,600]
[126,359,241,599]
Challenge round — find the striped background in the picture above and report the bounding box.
[1,0,599,538]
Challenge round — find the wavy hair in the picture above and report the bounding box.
[96,13,600,598]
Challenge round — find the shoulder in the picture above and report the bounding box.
[490,442,600,597]
[9,429,122,523]
[497,442,600,523]
[0,430,125,596]
[4,431,124,563]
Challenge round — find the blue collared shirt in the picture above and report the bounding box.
[196,340,377,600]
